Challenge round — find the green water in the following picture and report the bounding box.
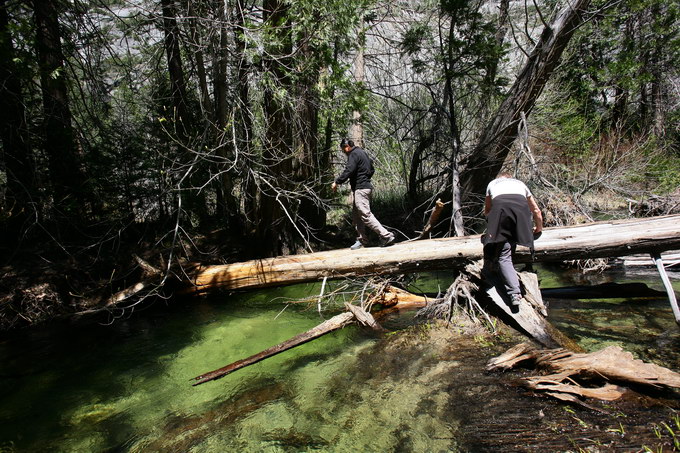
[0,267,678,452]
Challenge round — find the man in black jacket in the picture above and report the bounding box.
[331,139,395,250]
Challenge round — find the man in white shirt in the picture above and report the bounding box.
[482,172,543,305]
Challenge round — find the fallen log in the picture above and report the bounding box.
[487,342,680,403]
[184,215,680,294]
[618,251,680,268]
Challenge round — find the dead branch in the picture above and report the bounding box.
[418,199,446,240]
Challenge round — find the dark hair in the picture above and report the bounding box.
[340,138,354,148]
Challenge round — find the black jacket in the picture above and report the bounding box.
[335,146,374,191]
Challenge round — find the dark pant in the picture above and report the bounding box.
[483,241,520,296]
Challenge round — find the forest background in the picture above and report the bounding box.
[0,0,678,330]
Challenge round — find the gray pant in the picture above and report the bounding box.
[483,241,521,296]
[351,189,391,244]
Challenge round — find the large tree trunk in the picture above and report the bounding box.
[186,3,212,119]
[349,45,364,146]
[160,0,190,137]
[211,0,240,231]
[33,0,88,220]
[0,0,36,226]
[184,214,680,294]
[458,0,592,209]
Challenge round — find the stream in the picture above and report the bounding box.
[0,264,679,452]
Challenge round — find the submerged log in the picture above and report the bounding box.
[487,342,680,403]
[191,288,426,385]
[184,215,680,294]
[192,312,355,385]
[541,282,667,299]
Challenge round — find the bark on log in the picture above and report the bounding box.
[618,251,680,268]
[184,215,680,294]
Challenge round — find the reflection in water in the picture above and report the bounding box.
[0,267,678,452]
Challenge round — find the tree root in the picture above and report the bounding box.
[488,342,680,406]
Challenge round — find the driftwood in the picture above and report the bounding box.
[344,302,385,331]
[487,342,680,405]
[102,255,162,308]
[184,215,680,294]
[191,287,426,385]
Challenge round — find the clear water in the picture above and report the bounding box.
[0,266,678,452]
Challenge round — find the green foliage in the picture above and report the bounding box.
[647,153,680,194]
[534,97,601,162]
[400,23,430,56]
[643,413,680,452]
[556,0,679,136]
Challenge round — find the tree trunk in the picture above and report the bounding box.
[184,214,680,294]
[187,3,212,118]
[211,0,240,231]
[160,0,190,137]
[252,0,294,255]
[294,27,325,230]
[33,0,88,220]
[0,0,36,225]
[443,17,465,236]
[349,45,365,146]
[458,0,592,210]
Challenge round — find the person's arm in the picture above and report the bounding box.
[334,152,357,186]
[527,196,543,232]
[484,195,492,216]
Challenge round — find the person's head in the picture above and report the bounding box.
[340,138,354,154]
[499,171,512,179]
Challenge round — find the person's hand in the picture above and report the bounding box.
[331,182,337,193]
[533,226,542,239]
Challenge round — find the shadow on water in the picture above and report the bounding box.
[0,268,678,452]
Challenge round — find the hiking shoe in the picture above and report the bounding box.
[350,241,363,250]
[380,233,396,247]
[511,294,524,306]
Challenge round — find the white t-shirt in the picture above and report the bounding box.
[486,177,532,199]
